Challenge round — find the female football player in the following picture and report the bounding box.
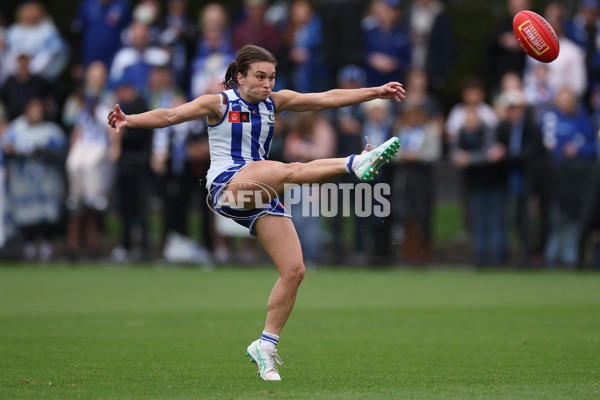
[108,45,405,381]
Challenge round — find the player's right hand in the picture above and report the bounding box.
[107,104,127,134]
[377,82,406,103]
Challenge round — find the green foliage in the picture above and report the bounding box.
[1,266,599,399]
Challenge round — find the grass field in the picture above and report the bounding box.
[1,265,599,400]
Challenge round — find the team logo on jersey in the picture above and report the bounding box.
[267,110,275,126]
[229,111,250,123]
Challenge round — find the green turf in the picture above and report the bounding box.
[1,265,599,399]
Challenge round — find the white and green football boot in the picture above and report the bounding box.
[351,137,401,181]
[246,340,283,381]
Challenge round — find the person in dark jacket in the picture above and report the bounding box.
[495,90,548,266]
[111,74,153,262]
[451,105,508,266]
[486,0,530,94]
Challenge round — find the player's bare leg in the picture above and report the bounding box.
[245,214,304,381]
[255,215,305,334]
[231,158,347,198]
[226,137,401,208]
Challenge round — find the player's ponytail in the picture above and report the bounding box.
[221,45,277,90]
[222,61,238,90]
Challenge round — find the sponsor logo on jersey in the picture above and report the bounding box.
[229,111,250,123]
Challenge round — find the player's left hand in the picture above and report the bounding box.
[378,82,406,103]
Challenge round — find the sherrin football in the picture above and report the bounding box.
[513,10,560,63]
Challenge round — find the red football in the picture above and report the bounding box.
[513,10,560,63]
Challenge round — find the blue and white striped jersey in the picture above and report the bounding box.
[205,88,276,189]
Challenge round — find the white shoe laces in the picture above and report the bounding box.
[364,136,375,152]
[265,349,283,371]
[354,143,376,168]
[363,143,375,153]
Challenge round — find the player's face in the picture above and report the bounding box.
[237,62,276,102]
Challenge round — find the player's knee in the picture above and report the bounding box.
[295,264,306,283]
[283,262,305,285]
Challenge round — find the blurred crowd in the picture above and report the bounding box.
[0,0,600,269]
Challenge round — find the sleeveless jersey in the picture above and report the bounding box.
[205,88,276,189]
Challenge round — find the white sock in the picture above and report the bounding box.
[259,331,279,351]
[345,154,357,173]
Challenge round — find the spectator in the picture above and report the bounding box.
[190,3,234,99]
[156,0,197,90]
[284,0,322,92]
[146,65,185,110]
[331,66,367,157]
[3,1,69,81]
[565,0,600,110]
[495,90,548,266]
[486,0,530,94]
[446,76,498,142]
[329,66,367,264]
[492,71,523,120]
[128,0,161,45]
[109,21,170,92]
[393,68,443,262]
[198,2,230,33]
[110,76,153,262]
[451,106,508,266]
[0,54,56,122]
[409,0,455,93]
[398,68,444,125]
[63,61,114,131]
[541,86,597,267]
[232,0,282,56]
[65,63,119,260]
[283,111,336,264]
[409,0,442,70]
[523,2,587,99]
[150,96,211,252]
[523,64,555,124]
[567,0,600,47]
[361,98,396,264]
[393,105,441,263]
[542,87,597,162]
[2,98,67,261]
[72,0,132,68]
[363,0,412,87]
[319,0,366,86]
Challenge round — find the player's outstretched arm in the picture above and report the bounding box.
[273,82,406,113]
[107,94,221,134]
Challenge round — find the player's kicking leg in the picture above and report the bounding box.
[228,137,401,206]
